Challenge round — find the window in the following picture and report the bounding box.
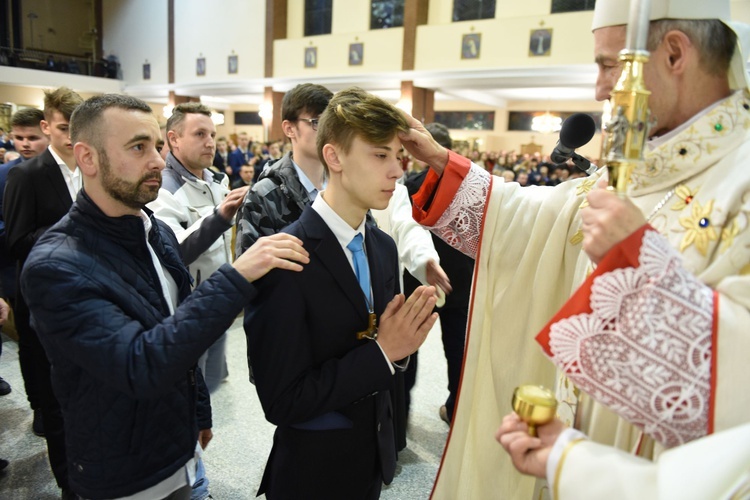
[305,0,333,36]
[434,111,496,130]
[453,0,496,22]
[371,0,404,29]
[551,0,596,14]
[234,112,263,126]
[508,111,602,131]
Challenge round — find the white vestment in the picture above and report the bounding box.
[413,90,750,499]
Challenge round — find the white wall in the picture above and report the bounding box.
[174,0,266,85]
[103,0,169,85]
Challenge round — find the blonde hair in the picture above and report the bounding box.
[316,87,409,175]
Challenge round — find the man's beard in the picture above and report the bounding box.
[99,149,162,210]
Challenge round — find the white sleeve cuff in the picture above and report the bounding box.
[546,427,588,494]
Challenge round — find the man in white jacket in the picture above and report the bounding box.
[150,102,248,391]
[148,102,249,500]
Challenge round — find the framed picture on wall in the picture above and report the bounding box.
[349,43,364,66]
[529,28,553,57]
[461,33,481,59]
[196,57,206,76]
[304,47,317,68]
[228,54,238,74]
[142,63,151,80]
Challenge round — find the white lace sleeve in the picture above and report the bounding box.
[427,164,491,259]
[548,230,714,448]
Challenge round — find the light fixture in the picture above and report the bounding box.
[162,104,174,119]
[531,111,562,134]
[211,112,225,126]
[258,101,273,121]
[395,99,412,115]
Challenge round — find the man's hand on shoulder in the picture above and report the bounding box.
[232,233,309,282]
[218,185,250,222]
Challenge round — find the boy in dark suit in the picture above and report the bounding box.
[244,87,438,499]
[3,86,83,499]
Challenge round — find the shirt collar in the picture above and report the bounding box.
[292,159,325,197]
[48,145,71,169]
[139,210,152,235]
[311,191,367,250]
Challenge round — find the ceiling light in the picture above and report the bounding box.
[531,111,562,134]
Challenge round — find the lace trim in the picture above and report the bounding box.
[430,165,491,259]
[549,230,714,448]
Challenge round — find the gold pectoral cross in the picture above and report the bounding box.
[356,313,378,340]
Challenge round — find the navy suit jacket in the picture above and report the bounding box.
[244,205,400,499]
[228,148,251,178]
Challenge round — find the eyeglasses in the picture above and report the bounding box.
[298,118,319,131]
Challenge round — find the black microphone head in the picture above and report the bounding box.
[560,113,596,149]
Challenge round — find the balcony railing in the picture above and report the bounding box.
[0,46,121,80]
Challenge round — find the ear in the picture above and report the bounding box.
[322,144,342,173]
[40,120,51,136]
[166,129,178,150]
[75,142,97,176]
[281,120,295,140]
[661,30,691,75]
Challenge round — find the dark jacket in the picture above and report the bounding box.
[245,206,399,498]
[21,190,257,499]
[235,152,311,257]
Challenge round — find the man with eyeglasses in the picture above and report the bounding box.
[236,83,333,254]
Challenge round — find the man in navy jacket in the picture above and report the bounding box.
[21,94,309,500]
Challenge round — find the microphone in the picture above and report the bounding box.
[550,113,598,175]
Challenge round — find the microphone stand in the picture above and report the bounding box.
[569,152,598,176]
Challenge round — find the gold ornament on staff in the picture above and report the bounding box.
[602,0,654,195]
[511,385,558,436]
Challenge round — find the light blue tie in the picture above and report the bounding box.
[347,233,371,307]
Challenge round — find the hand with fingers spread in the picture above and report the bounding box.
[376,285,438,362]
[581,187,646,264]
[396,112,450,176]
[218,185,250,222]
[232,233,309,282]
[495,413,566,479]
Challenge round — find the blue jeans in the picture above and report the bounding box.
[191,455,210,500]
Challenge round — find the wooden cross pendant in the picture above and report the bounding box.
[356,313,378,340]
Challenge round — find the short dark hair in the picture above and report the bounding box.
[11,108,45,129]
[43,87,83,121]
[425,122,452,150]
[166,102,212,135]
[282,83,333,122]
[70,94,153,150]
[316,87,409,176]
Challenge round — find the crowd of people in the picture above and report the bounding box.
[0,0,748,498]
[405,149,591,188]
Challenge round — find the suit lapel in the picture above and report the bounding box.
[300,208,370,321]
[42,150,74,210]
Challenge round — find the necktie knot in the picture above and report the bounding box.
[347,233,371,308]
[346,233,364,255]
